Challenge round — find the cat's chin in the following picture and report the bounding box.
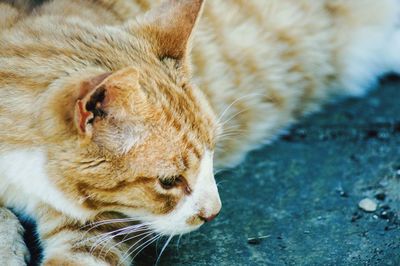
[116,210,203,236]
[131,214,205,236]
[129,211,206,236]
[151,219,204,236]
[150,223,204,237]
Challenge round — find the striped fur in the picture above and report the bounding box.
[1,0,400,264]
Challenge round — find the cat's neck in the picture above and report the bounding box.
[0,148,95,221]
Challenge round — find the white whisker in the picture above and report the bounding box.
[89,224,152,254]
[79,223,148,249]
[102,229,154,259]
[79,217,139,230]
[216,93,263,124]
[132,234,162,261]
[78,217,144,243]
[176,233,184,251]
[219,108,250,128]
[214,169,223,175]
[156,235,174,265]
[120,233,161,265]
[98,227,152,257]
[217,180,229,187]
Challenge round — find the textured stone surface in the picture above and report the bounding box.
[22,77,400,265]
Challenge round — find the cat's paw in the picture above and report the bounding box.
[0,207,30,266]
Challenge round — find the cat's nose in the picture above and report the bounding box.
[198,200,221,222]
[199,212,220,223]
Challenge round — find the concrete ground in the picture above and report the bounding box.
[135,76,400,265]
[24,77,400,265]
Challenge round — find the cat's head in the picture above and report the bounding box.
[47,0,222,236]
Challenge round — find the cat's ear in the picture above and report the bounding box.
[74,68,139,138]
[136,0,205,61]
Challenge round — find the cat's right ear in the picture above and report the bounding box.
[131,0,205,62]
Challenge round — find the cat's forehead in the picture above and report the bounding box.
[132,68,218,147]
[125,129,205,176]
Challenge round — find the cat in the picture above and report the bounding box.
[1,0,400,265]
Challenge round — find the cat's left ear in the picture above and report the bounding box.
[134,0,205,62]
[74,68,140,139]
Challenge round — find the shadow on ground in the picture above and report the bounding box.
[23,77,400,265]
[135,76,400,265]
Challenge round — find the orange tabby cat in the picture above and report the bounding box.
[1,0,399,265]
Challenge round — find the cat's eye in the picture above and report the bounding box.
[159,175,184,190]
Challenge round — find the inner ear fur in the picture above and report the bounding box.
[74,67,140,138]
[74,72,111,137]
[137,0,205,61]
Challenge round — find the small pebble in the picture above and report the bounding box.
[379,180,389,187]
[336,187,349,198]
[379,211,393,220]
[375,192,386,201]
[373,215,379,220]
[358,198,377,212]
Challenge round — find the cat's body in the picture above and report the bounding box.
[195,0,400,167]
[0,0,399,265]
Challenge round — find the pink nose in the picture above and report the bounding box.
[199,212,220,223]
